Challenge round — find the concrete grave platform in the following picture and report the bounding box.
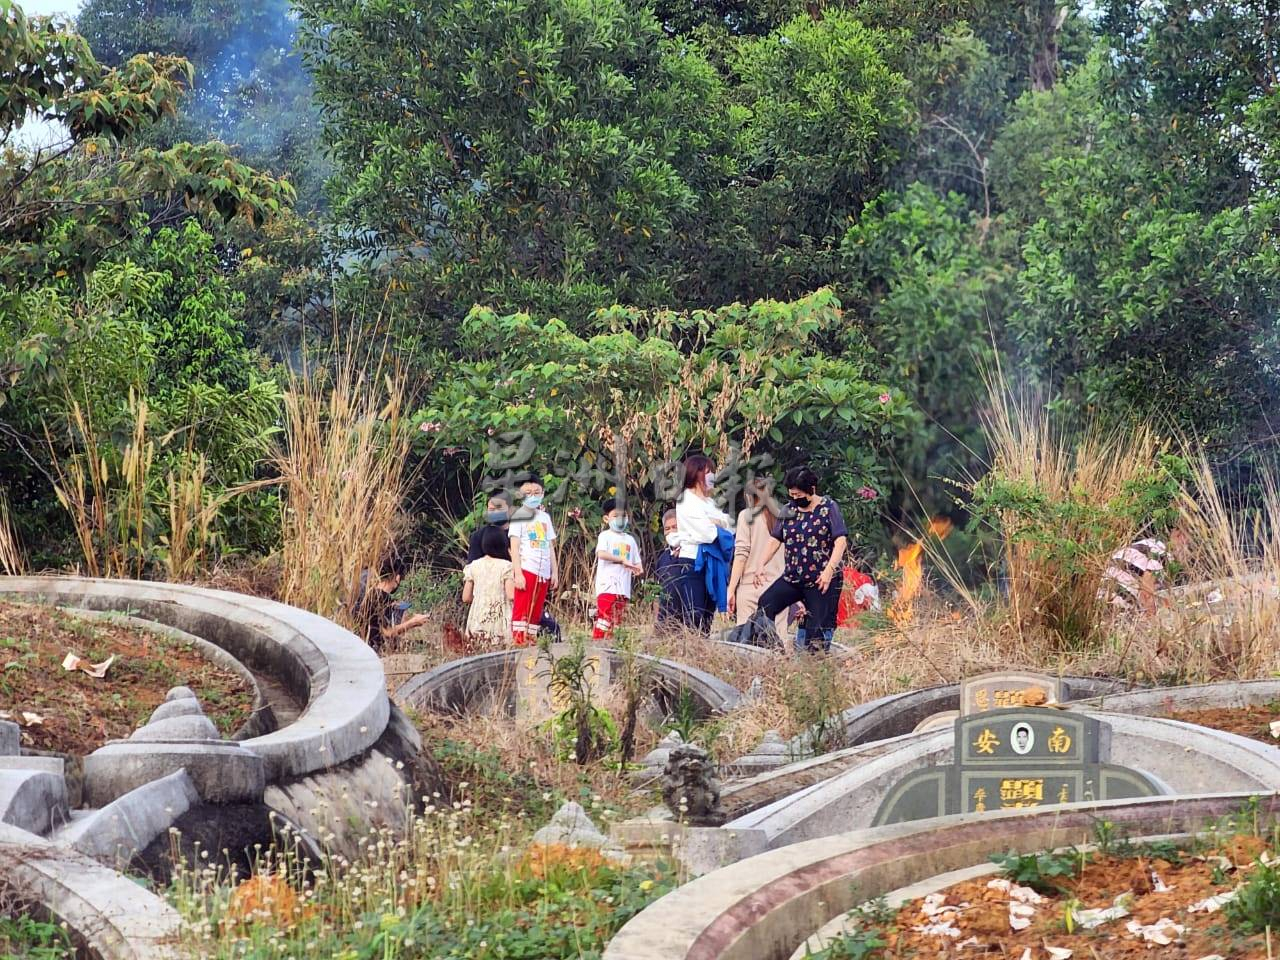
[604,793,1280,960]
[0,576,389,781]
[55,769,199,866]
[0,821,183,960]
[0,769,67,836]
[730,711,1280,850]
[396,646,741,720]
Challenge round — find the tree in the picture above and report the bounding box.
[992,49,1280,448]
[0,1,288,563]
[296,0,743,321]
[842,183,1011,525]
[0,3,292,287]
[732,10,915,288]
[414,289,913,556]
[76,0,327,210]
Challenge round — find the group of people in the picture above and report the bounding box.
[361,455,868,653]
[452,455,862,652]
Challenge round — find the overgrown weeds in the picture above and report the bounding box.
[275,343,414,622]
[170,793,672,959]
[963,377,1184,651]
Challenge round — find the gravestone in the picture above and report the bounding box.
[515,644,611,724]
[873,707,1161,826]
[960,671,1061,714]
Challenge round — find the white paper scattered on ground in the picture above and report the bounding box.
[61,651,115,678]
[1189,889,1239,913]
[1125,917,1184,945]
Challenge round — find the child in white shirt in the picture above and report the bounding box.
[508,479,558,645]
[593,498,642,641]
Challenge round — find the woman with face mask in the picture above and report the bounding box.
[466,495,511,563]
[672,454,734,632]
[726,477,788,637]
[752,465,848,653]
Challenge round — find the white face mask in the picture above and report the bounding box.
[704,471,716,489]
[665,531,681,547]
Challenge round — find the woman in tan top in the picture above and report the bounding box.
[727,478,787,633]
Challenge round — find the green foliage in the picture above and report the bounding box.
[365,860,675,960]
[415,289,909,557]
[782,658,846,757]
[1225,857,1280,935]
[842,183,1010,525]
[77,0,328,211]
[296,0,742,317]
[990,848,1079,896]
[993,41,1280,447]
[0,913,75,959]
[430,738,560,822]
[733,12,914,238]
[807,899,894,959]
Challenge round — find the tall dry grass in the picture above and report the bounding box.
[275,350,413,623]
[0,492,25,575]
[956,378,1173,651]
[47,392,154,579]
[1152,456,1280,679]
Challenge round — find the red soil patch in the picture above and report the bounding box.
[0,601,253,756]
[839,835,1280,958]
[1167,703,1280,746]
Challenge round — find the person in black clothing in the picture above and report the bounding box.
[357,555,429,652]
[654,509,685,634]
[466,496,511,563]
[753,466,848,653]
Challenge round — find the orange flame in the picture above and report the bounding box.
[888,517,953,625]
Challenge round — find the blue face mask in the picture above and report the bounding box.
[524,494,544,509]
[609,516,629,532]
[485,510,509,524]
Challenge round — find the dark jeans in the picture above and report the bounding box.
[759,573,842,652]
[669,557,715,634]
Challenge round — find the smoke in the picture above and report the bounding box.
[78,0,327,206]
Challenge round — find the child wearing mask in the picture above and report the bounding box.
[508,479,558,645]
[462,525,515,644]
[593,498,642,641]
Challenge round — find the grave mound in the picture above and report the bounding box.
[0,600,252,756]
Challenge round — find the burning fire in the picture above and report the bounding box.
[889,517,953,625]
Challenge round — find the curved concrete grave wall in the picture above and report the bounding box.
[1065,678,1280,717]
[732,712,1280,849]
[0,576,387,781]
[0,576,433,862]
[0,821,183,960]
[604,793,1280,960]
[69,609,273,740]
[397,647,741,719]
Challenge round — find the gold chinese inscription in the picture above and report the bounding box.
[993,689,1018,708]
[1058,783,1071,803]
[974,689,990,710]
[1048,726,1072,754]
[972,787,987,812]
[973,728,1000,755]
[999,778,1044,808]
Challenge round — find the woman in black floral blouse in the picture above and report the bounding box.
[753,465,848,652]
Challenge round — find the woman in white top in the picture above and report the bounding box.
[671,454,733,632]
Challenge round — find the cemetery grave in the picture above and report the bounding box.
[0,600,253,755]
[808,825,1280,959]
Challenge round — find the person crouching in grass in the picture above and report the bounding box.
[593,498,642,641]
[509,479,558,646]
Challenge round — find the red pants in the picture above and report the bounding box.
[592,593,628,641]
[512,573,550,645]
